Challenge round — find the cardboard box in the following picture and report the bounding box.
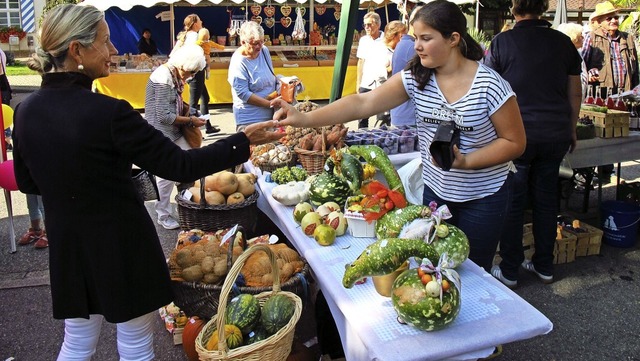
[344,211,376,238]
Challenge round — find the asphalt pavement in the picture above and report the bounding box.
[1,84,640,361]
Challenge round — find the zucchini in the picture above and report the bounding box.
[342,238,439,288]
[375,205,432,239]
[349,145,405,195]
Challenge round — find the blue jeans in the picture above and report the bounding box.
[498,141,571,280]
[26,193,45,222]
[422,172,513,272]
[187,69,209,116]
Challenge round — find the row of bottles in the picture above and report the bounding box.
[584,86,627,111]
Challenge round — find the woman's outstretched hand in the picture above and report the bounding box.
[243,120,285,145]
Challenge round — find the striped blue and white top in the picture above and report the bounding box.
[402,62,516,203]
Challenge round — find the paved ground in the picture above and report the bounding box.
[1,80,640,360]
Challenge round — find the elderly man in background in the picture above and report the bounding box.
[581,0,637,183]
[583,1,638,97]
[356,12,386,129]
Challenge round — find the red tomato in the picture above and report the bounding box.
[376,189,388,198]
[384,201,394,210]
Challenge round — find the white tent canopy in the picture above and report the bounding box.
[79,0,393,12]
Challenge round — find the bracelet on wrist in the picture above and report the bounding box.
[189,116,195,127]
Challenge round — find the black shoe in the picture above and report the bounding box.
[205,126,220,134]
[5,143,12,151]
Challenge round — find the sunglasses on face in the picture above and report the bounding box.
[364,22,375,27]
[605,16,618,21]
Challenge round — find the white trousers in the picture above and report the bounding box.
[155,136,191,219]
[57,312,155,361]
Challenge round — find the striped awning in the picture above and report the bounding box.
[20,0,35,33]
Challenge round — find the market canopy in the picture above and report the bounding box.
[79,0,395,11]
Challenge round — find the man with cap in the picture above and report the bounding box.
[582,1,638,97]
[581,0,637,182]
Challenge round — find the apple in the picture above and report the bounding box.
[325,211,347,236]
[300,211,322,236]
[293,202,314,224]
[313,224,336,246]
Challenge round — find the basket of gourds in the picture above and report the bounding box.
[195,244,303,361]
[249,143,296,173]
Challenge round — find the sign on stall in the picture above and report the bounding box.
[155,11,173,22]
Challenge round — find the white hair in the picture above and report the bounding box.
[168,44,205,72]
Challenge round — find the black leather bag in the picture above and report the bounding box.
[429,120,460,171]
[132,168,160,201]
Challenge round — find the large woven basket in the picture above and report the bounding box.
[175,179,259,234]
[171,258,310,319]
[294,128,328,175]
[195,244,302,361]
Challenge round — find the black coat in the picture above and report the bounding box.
[13,72,250,323]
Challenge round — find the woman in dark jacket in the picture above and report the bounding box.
[12,4,282,360]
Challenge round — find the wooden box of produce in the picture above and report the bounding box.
[558,216,602,257]
[493,223,577,265]
[579,107,630,138]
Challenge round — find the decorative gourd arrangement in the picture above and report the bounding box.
[190,171,256,205]
[202,292,296,350]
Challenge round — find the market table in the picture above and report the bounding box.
[246,162,553,361]
[562,132,640,212]
[93,66,358,109]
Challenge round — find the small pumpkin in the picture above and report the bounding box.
[205,324,243,351]
[227,192,246,205]
[182,316,206,361]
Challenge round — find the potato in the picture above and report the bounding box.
[193,249,207,264]
[175,248,194,269]
[202,273,221,284]
[201,256,215,273]
[205,191,226,205]
[213,260,228,276]
[181,265,204,282]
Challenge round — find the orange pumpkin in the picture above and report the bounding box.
[182,316,206,361]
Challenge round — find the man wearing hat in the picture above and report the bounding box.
[581,0,637,182]
[582,1,638,96]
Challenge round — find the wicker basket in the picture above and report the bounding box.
[175,179,259,233]
[171,259,310,319]
[294,128,328,175]
[195,244,302,361]
[250,143,296,173]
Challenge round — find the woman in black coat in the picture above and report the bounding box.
[12,4,282,360]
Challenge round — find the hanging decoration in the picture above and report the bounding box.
[334,4,341,21]
[281,4,292,17]
[264,4,276,17]
[280,16,292,28]
[265,17,276,28]
[251,4,262,16]
[251,15,263,24]
[295,6,306,17]
[315,5,326,16]
[292,7,307,40]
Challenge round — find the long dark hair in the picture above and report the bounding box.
[407,0,484,90]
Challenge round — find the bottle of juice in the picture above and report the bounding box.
[594,86,605,106]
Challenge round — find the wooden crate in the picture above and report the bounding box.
[493,223,577,265]
[564,222,603,257]
[579,109,630,138]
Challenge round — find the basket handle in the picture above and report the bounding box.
[198,177,206,207]
[215,244,281,354]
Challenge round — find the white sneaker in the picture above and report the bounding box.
[521,260,554,284]
[490,265,518,289]
[158,216,180,230]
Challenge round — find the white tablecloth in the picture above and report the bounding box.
[247,162,553,361]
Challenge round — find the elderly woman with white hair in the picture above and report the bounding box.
[228,21,277,131]
[557,22,589,100]
[145,43,209,229]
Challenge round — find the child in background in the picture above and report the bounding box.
[196,27,224,134]
[18,194,48,249]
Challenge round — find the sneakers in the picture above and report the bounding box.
[158,215,180,230]
[18,228,43,245]
[521,260,554,284]
[490,265,518,289]
[34,234,49,249]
